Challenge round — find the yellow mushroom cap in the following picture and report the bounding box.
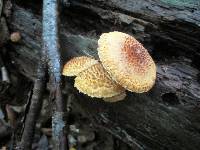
[74,63,125,98]
[62,56,98,76]
[98,31,156,93]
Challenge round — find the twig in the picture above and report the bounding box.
[43,0,68,149]
[20,43,47,149]
[19,0,69,149]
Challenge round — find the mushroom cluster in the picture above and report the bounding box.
[62,31,156,102]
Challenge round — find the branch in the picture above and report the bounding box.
[20,49,47,149]
[42,0,68,149]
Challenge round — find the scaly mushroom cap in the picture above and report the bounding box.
[74,63,125,98]
[98,31,156,93]
[62,56,98,76]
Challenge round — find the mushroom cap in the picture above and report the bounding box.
[62,56,98,76]
[103,92,126,102]
[74,63,125,98]
[98,31,156,93]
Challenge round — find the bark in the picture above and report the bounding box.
[6,0,200,150]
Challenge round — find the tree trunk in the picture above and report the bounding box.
[6,0,200,149]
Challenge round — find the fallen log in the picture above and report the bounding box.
[5,0,200,149]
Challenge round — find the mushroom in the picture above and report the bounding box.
[98,31,156,93]
[62,56,98,76]
[74,63,125,99]
[10,32,21,43]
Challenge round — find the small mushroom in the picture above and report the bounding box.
[98,31,156,93]
[74,63,125,99]
[10,32,21,43]
[62,56,98,76]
